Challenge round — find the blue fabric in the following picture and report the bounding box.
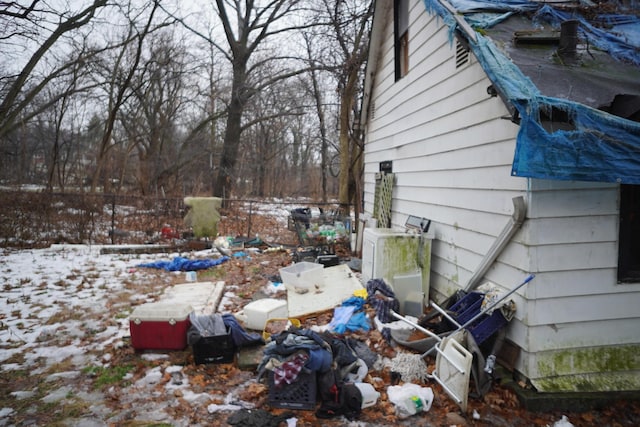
[222,313,263,347]
[341,296,366,310]
[329,297,370,333]
[138,256,229,271]
[305,348,332,372]
[328,306,356,332]
[338,311,371,334]
[366,279,399,324]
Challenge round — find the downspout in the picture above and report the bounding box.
[463,196,527,292]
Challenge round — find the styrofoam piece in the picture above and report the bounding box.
[403,290,425,317]
[392,271,423,314]
[239,298,288,330]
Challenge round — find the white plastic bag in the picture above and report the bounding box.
[387,383,434,418]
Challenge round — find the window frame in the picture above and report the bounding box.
[394,0,409,81]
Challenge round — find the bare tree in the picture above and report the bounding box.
[0,0,108,139]
[301,32,333,202]
[211,0,303,199]
[166,0,322,199]
[88,0,165,193]
[323,0,372,218]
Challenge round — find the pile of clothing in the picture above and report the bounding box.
[257,326,377,420]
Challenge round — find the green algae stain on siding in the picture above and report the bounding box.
[535,345,640,392]
[380,235,432,290]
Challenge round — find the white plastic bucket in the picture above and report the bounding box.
[353,382,380,409]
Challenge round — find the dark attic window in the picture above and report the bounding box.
[394,0,409,81]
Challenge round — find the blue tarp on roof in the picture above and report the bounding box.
[422,0,640,184]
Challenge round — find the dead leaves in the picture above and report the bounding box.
[483,387,520,408]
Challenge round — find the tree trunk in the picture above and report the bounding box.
[212,86,244,200]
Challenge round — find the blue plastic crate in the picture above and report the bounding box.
[467,310,508,344]
[449,291,508,344]
[449,292,484,324]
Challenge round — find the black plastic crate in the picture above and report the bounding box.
[316,254,340,267]
[268,370,317,410]
[192,327,236,364]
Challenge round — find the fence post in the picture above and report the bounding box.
[247,200,253,238]
[110,194,116,244]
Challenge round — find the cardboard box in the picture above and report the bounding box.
[129,302,192,350]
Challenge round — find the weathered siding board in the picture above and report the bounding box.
[394,140,516,171]
[529,292,640,324]
[523,270,624,299]
[524,216,618,246]
[524,318,640,350]
[501,241,617,272]
[394,187,524,214]
[395,166,522,190]
[528,186,619,218]
[393,118,520,159]
[529,179,618,192]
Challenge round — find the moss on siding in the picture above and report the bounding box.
[535,345,640,392]
[380,235,432,287]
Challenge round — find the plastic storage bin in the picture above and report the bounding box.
[268,370,317,410]
[448,292,508,344]
[279,262,324,290]
[129,302,193,350]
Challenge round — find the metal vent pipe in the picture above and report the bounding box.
[558,20,579,58]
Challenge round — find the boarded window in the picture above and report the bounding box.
[618,184,640,282]
[394,0,409,81]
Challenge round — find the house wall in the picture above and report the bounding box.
[363,0,640,392]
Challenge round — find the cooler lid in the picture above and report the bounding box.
[130,302,193,322]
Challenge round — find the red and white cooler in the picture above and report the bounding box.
[129,302,193,350]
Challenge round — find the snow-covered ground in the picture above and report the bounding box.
[1,245,167,367]
[0,244,245,426]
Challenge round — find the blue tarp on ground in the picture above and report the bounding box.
[138,256,229,271]
[422,0,640,184]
